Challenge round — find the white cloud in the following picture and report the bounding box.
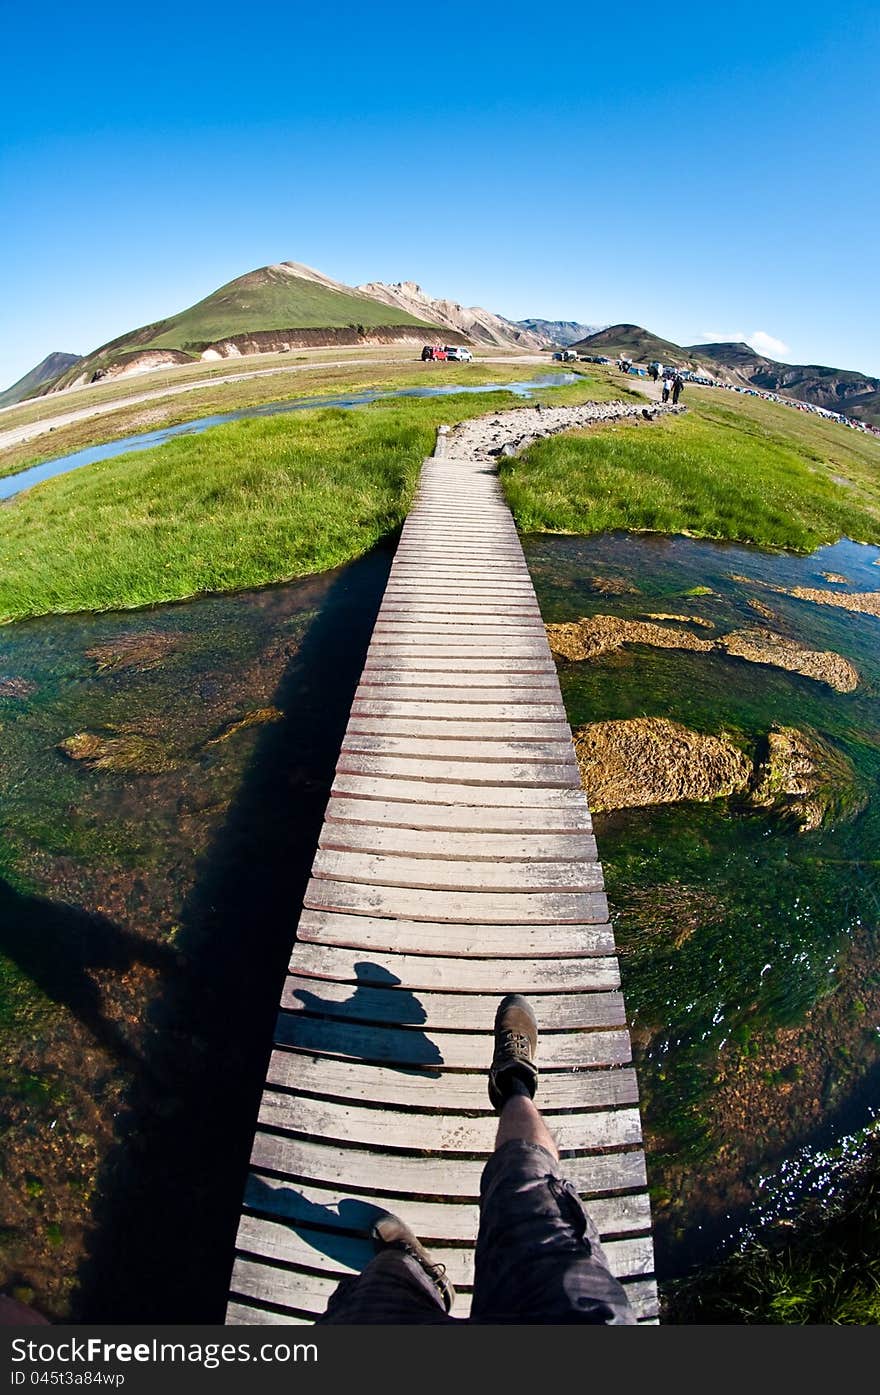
[746,330,790,359]
[697,328,790,359]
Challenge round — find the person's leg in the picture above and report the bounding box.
[316,1213,456,1325]
[472,995,636,1325]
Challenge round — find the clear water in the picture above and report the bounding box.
[523,531,880,1277]
[0,375,578,501]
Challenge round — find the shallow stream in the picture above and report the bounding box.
[1,527,878,1315]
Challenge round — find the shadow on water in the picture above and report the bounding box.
[0,879,175,1067]
[283,962,443,1076]
[74,542,394,1322]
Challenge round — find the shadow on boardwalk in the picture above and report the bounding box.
[286,962,444,1075]
[75,543,393,1322]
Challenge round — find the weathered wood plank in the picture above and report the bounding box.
[273,1015,631,1068]
[265,1050,633,1109]
[308,849,602,894]
[344,717,574,741]
[258,1092,642,1154]
[280,976,624,1030]
[333,754,578,788]
[295,908,612,955]
[303,877,609,925]
[249,1131,648,1199]
[321,796,591,831]
[348,700,568,721]
[243,1172,651,1241]
[317,821,596,862]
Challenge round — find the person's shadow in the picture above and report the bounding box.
[0,877,176,1066]
[278,961,443,1076]
[242,1174,388,1275]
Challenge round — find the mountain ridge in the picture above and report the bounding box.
[0,352,82,408]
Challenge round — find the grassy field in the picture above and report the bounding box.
[0,391,542,622]
[501,385,880,551]
[0,359,585,481]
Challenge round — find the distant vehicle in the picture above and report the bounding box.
[595,355,611,364]
[421,345,447,361]
[444,346,473,362]
[552,349,578,361]
[577,355,593,362]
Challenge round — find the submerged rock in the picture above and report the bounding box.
[572,716,864,830]
[820,572,849,584]
[590,576,640,596]
[547,615,859,692]
[58,730,178,775]
[643,613,715,628]
[548,615,713,662]
[0,676,36,699]
[86,631,183,674]
[750,726,866,831]
[573,717,753,811]
[720,627,859,693]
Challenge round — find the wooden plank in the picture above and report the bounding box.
[258,1092,642,1154]
[272,1015,631,1068]
[265,1050,634,1109]
[356,671,560,689]
[235,1215,651,1291]
[321,796,591,832]
[249,1132,648,1198]
[226,1301,311,1326]
[339,736,573,762]
[330,775,592,809]
[280,976,624,1030]
[344,718,574,741]
[352,687,569,708]
[303,877,609,925]
[243,1171,651,1240]
[317,821,596,862]
[333,754,578,788]
[348,701,567,721]
[296,909,612,955]
[290,943,617,991]
[308,849,602,894]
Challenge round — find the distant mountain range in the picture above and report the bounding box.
[574,325,880,425]
[0,351,82,408]
[515,318,601,347]
[2,270,876,427]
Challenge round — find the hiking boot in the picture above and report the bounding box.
[488,993,539,1111]
[371,1213,455,1313]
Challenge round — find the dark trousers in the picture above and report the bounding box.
[318,1140,636,1325]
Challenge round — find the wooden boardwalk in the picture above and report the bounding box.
[226,434,657,1324]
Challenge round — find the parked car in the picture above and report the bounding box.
[421,345,447,361]
[444,346,473,362]
[595,355,611,364]
[552,349,578,361]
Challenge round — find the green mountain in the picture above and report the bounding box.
[572,323,690,363]
[49,262,448,390]
[0,351,82,408]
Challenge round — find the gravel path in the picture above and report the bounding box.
[446,398,686,463]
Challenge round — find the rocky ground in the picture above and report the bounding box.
[445,399,685,462]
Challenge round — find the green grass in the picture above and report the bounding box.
[501,386,880,551]
[0,360,592,481]
[0,391,531,621]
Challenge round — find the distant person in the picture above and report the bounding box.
[661,374,672,403]
[317,996,635,1325]
[672,373,684,405]
[648,363,659,382]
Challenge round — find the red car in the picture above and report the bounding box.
[421,345,447,361]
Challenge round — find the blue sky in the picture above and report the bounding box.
[2,0,878,389]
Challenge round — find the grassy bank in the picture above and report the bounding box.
[0,360,604,480]
[501,388,880,551]
[0,391,531,622]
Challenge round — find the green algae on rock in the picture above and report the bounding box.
[751,726,867,831]
[58,730,179,775]
[573,717,753,811]
[547,615,859,692]
[204,706,284,746]
[86,632,185,674]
